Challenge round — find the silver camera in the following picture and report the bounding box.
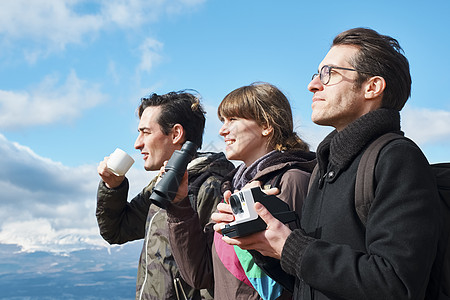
[228,188,259,223]
[221,187,297,238]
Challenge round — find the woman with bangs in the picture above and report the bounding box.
[166,82,316,300]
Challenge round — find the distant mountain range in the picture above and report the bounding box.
[0,242,142,299]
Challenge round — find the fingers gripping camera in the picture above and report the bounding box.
[229,188,259,223]
[221,187,297,238]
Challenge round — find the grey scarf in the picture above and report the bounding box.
[231,150,278,191]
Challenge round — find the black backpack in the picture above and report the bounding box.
[310,133,450,299]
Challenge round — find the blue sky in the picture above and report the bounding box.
[0,0,449,272]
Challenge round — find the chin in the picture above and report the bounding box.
[143,163,155,171]
[225,150,236,160]
[311,116,329,127]
[144,162,163,172]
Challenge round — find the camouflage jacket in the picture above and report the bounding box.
[96,152,235,300]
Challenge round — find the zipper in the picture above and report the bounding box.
[138,209,161,300]
[174,277,188,300]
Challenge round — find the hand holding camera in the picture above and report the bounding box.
[219,187,297,238]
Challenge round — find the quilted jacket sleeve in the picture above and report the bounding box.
[166,175,222,290]
[96,177,156,244]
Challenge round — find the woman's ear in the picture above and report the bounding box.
[364,76,386,100]
[171,124,185,144]
[262,125,273,137]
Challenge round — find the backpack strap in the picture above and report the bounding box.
[188,169,223,211]
[355,132,403,226]
[260,165,294,190]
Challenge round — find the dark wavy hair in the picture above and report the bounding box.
[333,27,412,111]
[137,90,206,148]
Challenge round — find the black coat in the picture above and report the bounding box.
[281,109,441,300]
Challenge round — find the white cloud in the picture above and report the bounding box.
[101,0,206,27]
[0,134,152,254]
[0,219,102,254]
[297,121,332,152]
[289,104,450,153]
[0,70,106,130]
[107,61,120,84]
[0,0,103,62]
[137,38,164,73]
[401,105,450,145]
[0,0,206,62]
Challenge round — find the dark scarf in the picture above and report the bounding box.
[316,108,402,172]
[232,150,278,191]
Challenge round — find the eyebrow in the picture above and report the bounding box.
[138,127,150,132]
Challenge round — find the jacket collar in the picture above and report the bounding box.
[317,108,402,172]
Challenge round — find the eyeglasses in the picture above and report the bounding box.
[312,65,360,85]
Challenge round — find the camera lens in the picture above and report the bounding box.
[229,194,244,215]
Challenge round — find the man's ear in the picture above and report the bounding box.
[171,124,185,144]
[364,76,386,100]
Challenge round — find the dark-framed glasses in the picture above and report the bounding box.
[312,65,360,85]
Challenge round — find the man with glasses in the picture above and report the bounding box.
[216,28,442,299]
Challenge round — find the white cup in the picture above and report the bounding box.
[107,148,135,176]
